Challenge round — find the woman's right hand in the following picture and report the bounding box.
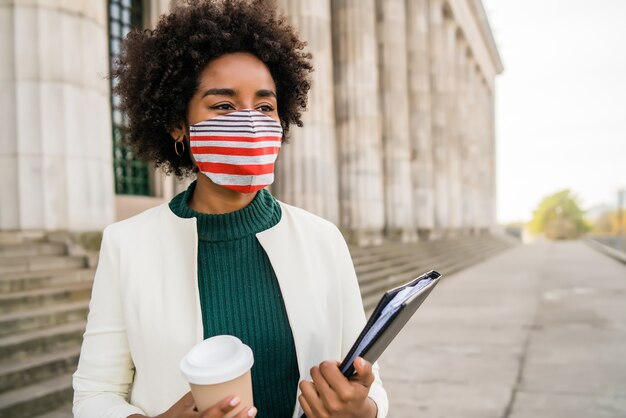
[129,392,257,418]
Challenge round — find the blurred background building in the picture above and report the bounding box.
[0,0,502,245]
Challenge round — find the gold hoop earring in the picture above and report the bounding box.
[174,136,185,157]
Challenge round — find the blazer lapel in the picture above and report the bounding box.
[159,207,205,345]
[256,203,330,382]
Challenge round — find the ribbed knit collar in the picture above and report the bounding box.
[168,181,282,242]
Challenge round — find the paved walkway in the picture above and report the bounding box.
[378,241,626,418]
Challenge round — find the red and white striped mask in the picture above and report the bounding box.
[189,109,283,193]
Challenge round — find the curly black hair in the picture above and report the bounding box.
[113,0,313,177]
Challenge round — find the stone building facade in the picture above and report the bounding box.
[0,0,502,245]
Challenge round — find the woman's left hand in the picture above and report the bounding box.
[298,357,377,418]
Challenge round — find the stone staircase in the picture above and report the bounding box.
[353,234,516,311]
[0,232,93,418]
[0,231,515,418]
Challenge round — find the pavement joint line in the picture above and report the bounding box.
[500,283,539,418]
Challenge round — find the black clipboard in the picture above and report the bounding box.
[299,270,441,418]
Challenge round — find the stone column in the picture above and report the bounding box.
[474,77,483,230]
[331,0,385,245]
[0,1,114,231]
[480,82,494,230]
[376,0,415,241]
[487,86,497,229]
[456,37,469,233]
[428,0,449,234]
[273,0,339,224]
[406,0,434,239]
[445,18,462,231]
[465,59,479,232]
[476,76,489,231]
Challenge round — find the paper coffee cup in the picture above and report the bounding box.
[180,335,254,417]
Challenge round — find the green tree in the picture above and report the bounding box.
[528,189,590,240]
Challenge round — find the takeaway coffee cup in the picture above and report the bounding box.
[180,335,254,417]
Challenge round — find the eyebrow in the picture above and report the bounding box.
[256,89,277,98]
[202,88,236,98]
[201,88,277,99]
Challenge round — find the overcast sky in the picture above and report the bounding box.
[481,0,626,223]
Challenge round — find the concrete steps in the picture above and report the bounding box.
[0,255,87,276]
[353,236,516,311]
[0,231,46,245]
[30,404,72,418]
[0,301,90,337]
[0,373,73,418]
[0,268,95,294]
[0,242,67,259]
[0,321,86,362]
[0,231,515,418]
[0,234,90,418]
[0,282,93,314]
[0,346,81,393]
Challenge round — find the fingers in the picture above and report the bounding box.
[298,395,315,418]
[299,359,375,417]
[299,379,329,418]
[351,357,375,388]
[199,395,237,418]
[200,396,256,418]
[179,392,196,410]
[310,365,334,400]
[318,361,356,402]
[310,365,342,413]
[161,391,199,417]
[234,406,257,418]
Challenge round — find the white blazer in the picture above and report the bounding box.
[72,200,388,418]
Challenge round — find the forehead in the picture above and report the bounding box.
[198,52,276,92]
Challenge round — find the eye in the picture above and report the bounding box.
[257,104,275,112]
[210,103,235,110]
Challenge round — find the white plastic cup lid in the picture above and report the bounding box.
[180,335,254,385]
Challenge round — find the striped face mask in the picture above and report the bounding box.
[189,109,283,193]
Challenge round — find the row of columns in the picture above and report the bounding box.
[274,0,498,244]
[0,0,497,238]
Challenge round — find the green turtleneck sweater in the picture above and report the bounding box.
[169,181,299,418]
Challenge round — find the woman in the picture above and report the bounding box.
[72,1,388,417]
